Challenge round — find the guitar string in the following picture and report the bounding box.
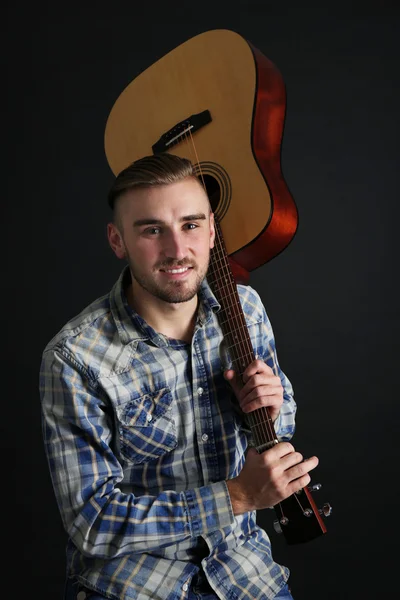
[185,130,276,448]
[183,129,277,447]
[184,130,275,446]
[211,224,276,447]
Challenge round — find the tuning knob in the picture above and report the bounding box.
[319,503,332,517]
[273,516,289,534]
[308,483,322,492]
[273,520,282,534]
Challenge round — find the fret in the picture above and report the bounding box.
[224,335,253,354]
[209,287,242,304]
[217,316,248,330]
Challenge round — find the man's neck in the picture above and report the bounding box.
[126,283,198,343]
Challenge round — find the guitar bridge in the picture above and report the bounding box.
[152,110,212,153]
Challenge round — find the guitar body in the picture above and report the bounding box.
[104,29,298,272]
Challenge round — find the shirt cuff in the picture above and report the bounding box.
[183,481,234,537]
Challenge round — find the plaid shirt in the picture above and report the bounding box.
[40,266,296,600]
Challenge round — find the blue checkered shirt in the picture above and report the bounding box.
[40,266,296,599]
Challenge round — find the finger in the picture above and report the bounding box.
[280,451,304,470]
[241,396,282,414]
[304,455,319,471]
[287,456,319,481]
[289,459,319,492]
[290,473,312,494]
[240,385,283,412]
[245,446,260,459]
[224,369,243,396]
[267,441,295,459]
[240,374,282,397]
[224,369,235,381]
[242,360,273,383]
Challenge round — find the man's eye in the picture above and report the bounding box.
[144,227,161,235]
[185,223,198,230]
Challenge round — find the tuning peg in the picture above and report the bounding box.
[273,516,289,534]
[273,520,282,534]
[307,483,322,492]
[319,503,332,517]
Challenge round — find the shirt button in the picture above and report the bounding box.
[197,387,204,396]
[146,414,153,422]
[182,583,189,592]
[201,433,208,442]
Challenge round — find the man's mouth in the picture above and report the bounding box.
[162,267,191,274]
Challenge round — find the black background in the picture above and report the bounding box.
[6,2,400,599]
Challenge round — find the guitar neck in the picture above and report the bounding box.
[207,221,278,452]
[207,220,328,544]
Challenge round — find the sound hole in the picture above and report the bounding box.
[194,162,230,221]
[198,174,221,215]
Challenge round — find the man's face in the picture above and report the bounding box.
[109,177,215,305]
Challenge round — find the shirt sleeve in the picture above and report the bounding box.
[39,347,234,560]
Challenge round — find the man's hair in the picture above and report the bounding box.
[108,154,196,210]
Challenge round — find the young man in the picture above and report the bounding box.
[40,154,318,600]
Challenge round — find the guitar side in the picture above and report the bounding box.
[230,43,299,272]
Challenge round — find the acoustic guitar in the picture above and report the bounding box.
[104,28,331,544]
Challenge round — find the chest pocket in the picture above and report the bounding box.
[116,387,177,464]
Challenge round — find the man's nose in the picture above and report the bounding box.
[162,231,186,260]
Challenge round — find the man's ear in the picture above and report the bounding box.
[209,212,216,249]
[107,223,126,259]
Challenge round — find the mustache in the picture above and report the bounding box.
[157,259,193,269]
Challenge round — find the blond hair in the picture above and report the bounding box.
[108,154,196,210]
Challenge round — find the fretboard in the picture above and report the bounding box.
[207,220,278,452]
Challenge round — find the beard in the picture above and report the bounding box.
[127,256,209,304]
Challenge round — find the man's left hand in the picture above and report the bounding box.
[224,359,283,422]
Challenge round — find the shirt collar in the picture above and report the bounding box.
[109,265,221,346]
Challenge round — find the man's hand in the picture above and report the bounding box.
[226,443,319,515]
[224,359,283,422]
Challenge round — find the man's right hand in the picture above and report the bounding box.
[226,442,319,515]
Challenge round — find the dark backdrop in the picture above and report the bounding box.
[6,2,400,599]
